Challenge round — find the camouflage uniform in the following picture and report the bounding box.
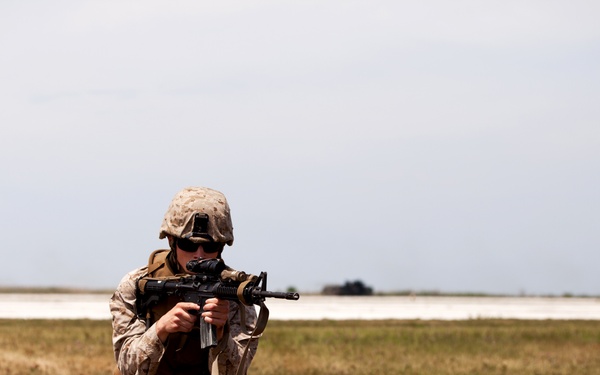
[110,187,259,374]
[110,266,259,375]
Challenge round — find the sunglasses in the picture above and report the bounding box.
[176,238,223,254]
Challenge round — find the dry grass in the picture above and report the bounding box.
[251,320,600,375]
[1,319,600,374]
[0,319,114,375]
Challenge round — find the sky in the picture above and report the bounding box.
[1,0,599,296]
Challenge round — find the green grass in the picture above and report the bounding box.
[1,319,600,374]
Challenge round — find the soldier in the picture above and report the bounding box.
[110,187,259,375]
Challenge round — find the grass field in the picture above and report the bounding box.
[1,319,600,374]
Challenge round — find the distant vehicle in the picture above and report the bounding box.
[322,280,373,296]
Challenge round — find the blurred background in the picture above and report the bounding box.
[1,0,598,296]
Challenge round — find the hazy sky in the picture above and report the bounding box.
[1,0,599,295]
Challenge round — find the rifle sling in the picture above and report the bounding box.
[234,299,269,375]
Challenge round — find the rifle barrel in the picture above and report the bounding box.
[255,290,300,300]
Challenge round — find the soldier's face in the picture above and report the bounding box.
[176,243,219,273]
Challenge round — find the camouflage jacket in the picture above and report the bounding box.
[110,266,259,375]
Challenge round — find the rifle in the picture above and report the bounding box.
[136,258,300,349]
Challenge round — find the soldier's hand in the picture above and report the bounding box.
[202,298,229,339]
[155,302,200,343]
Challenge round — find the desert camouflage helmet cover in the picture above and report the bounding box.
[159,187,234,245]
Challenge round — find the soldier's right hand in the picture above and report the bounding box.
[155,302,200,343]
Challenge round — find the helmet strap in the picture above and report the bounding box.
[166,239,184,274]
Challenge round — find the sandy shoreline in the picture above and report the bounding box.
[1,294,599,320]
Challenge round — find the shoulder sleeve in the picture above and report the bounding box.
[110,267,166,375]
[209,302,260,375]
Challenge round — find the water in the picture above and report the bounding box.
[2,294,600,320]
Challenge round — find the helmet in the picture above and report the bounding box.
[159,187,234,245]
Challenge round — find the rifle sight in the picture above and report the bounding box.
[186,258,226,274]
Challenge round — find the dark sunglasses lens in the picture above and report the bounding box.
[177,238,199,252]
[202,242,223,254]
